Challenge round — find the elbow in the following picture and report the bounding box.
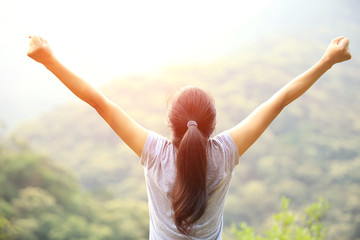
[268,95,287,113]
[92,100,107,116]
[280,98,289,110]
[89,95,108,115]
[84,97,100,111]
[92,102,102,114]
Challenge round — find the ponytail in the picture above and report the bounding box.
[168,86,216,235]
[172,123,207,235]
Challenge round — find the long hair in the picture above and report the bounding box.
[167,86,216,235]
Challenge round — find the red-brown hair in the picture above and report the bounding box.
[167,86,216,235]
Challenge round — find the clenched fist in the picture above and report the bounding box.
[27,35,55,65]
[323,36,351,66]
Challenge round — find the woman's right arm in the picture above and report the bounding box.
[228,36,351,157]
[27,36,148,157]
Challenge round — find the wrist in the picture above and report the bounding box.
[319,55,334,70]
[43,56,59,70]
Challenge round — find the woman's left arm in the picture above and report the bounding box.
[229,36,351,157]
[27,35,148,157]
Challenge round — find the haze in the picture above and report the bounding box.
[0,0,359,132]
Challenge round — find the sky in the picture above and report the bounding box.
[0,0,359,133]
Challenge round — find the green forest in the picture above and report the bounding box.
[0,136,332,240]
[0,136,149,239]
[2,34,360,239]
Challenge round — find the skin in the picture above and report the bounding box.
[27,35,351,158]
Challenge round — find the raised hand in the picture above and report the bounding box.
[323,36,351,66]
[27,35,55,65]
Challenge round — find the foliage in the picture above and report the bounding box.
[232,197,329,240]
[0,214,18,240]
[0,138,149,240]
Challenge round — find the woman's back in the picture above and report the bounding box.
[141,131,239,239]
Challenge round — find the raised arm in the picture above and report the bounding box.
[229,36,351,157]
[27,36,148,157]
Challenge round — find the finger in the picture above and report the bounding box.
[347,53,352,60]
[340,38,350,48]
[332,36,344,44]
[39,36,48,45]
[345,45,352,60]
[31,35,41,44]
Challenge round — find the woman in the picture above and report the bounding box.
[27,35,351,239]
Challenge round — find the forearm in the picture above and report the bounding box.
[44,58,103,108]
[273,57,333,108]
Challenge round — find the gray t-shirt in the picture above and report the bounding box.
[140,131,239,239]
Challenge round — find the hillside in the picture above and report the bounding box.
[0,136,149,239]
[12,35,360,239]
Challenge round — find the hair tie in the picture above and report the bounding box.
[187,120,198,128]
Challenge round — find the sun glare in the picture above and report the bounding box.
[12,0,269,83]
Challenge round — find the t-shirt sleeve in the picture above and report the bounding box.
[213,131,240,170]
[140,131,170,168]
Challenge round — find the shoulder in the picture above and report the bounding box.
[208,131,240,167]
[140,131,174,167]
[210,131,238,152]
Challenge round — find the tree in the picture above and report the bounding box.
[232,197,329,240]
[0,215,18,240]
